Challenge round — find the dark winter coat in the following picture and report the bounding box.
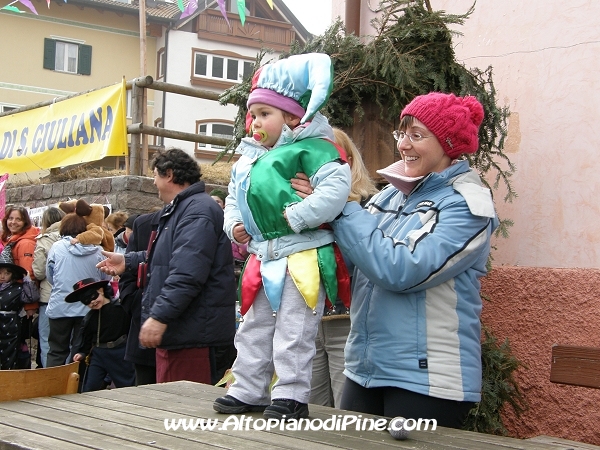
[119,211,160,367]
[0,280,38,370]
[125,181,236,350]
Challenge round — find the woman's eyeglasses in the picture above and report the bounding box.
[392,130,431,143]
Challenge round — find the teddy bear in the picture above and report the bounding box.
[58,199,115,252]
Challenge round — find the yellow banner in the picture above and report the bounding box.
[0,81,128,173]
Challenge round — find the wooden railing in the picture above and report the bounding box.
[195,10,298,52]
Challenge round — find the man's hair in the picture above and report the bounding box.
[150,148,202,186]
[59,213,88,237]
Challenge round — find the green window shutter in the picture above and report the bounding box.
[78,44,92,75]
[43,38,56,70]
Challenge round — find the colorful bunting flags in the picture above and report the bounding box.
[217,0,230,27]
[18,0,37,14]
[1,0,269,28]
[237,0,246,25]
[179,0,197,19]
[0,4,23,12]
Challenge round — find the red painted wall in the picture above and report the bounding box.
[481,266,600,446]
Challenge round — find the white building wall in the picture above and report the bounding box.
[156,29,279,164]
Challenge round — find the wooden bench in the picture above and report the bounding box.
[550,345,600,389]
[0,361,80,402]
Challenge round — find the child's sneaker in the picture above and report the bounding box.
[263,399,309,420]
[213,395,268,414]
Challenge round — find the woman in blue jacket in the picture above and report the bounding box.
[293,92,498,428]
[46,213,110,368]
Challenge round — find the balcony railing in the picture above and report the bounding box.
[195,9,298,52]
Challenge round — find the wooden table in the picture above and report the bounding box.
[0,381,597,449]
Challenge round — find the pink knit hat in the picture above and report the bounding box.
[247,87,306,119]
[400,92,484,159]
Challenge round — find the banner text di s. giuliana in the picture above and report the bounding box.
[0,81,128,173]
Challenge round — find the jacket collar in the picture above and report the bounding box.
[163,181,205,217]
[379,159,470,195]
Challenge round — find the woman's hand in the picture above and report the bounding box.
[233,223,251,244]
[72,353,84,362]
[97,251,125,276]
[291,172,313,199]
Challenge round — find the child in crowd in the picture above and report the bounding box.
[69,278,135,392]
[106,210,129,255]
[210,189,227,210]
[0,244,39,370]
[213,53,351,420]
[105,211,128,236]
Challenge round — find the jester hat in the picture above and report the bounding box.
[247,53,334,124]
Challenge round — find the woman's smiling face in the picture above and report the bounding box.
[397,118,452,178]
[6,210,26,235]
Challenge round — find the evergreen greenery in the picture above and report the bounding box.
[219,0,515,240]
[464,326,528,435]
[219,0,525,435]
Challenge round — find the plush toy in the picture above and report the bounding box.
[60,199,115,252]
[58,199,77,215]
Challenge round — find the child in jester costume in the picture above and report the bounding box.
[213,53,352,420]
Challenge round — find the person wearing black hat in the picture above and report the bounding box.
[0,244,39,370]
[69,278,135,392]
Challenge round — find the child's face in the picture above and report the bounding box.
[211,196,225,209]
[0,268,12,283]
[248,103,299,148]
[85,287,110,310]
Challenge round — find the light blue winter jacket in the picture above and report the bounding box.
[46,237,111,319]
[224,112,351,261]
[332,160,499,402]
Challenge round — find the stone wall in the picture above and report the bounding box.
[6,176,224,215]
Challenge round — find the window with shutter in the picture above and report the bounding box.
[43,38,56,70]
[42,38,92,76]
[78,44,92,75]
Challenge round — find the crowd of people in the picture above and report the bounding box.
[1,53,498,429]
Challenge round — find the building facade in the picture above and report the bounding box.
[153,0,310,163]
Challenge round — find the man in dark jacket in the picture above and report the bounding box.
[99,148,236,384]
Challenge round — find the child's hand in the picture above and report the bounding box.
[72,353,84,362]
[233,223,250,244]
[70,238,80,245]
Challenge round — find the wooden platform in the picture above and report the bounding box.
[0,381,597,449]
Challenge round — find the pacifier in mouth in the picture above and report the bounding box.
[253,130,268,142]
